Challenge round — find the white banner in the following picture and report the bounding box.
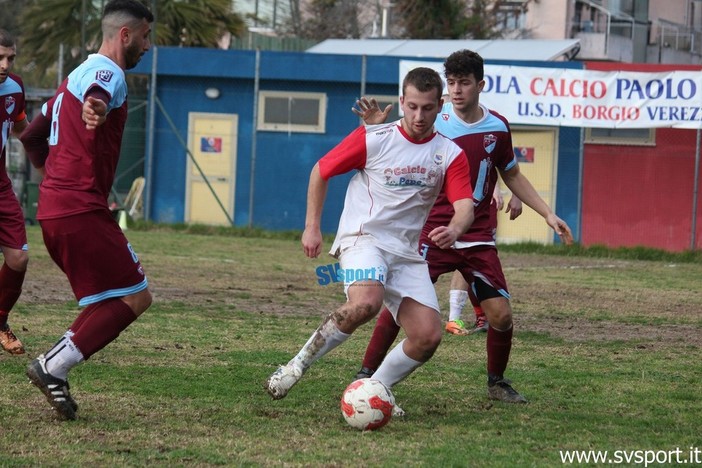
[399,60,702,129]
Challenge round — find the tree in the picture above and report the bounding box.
[285,0,514,43]
[392,0,471,39]
[154,0,245,47]
[464,0,510,39]
[17,0,245,87]
[390,0,522,40]
[288,0,362,41]
[0,0,25,37]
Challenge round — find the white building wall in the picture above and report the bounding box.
[523,0,571,39]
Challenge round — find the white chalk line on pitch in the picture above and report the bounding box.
[503,263,681,271]
[503,264,623,271]
[166,256,237,263]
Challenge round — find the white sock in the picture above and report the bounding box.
[371,339,423,388]
[448,290,468,322]
[291,316,350,371]
[44,335,84,380]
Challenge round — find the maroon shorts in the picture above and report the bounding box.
[419,234,510,299]
[0,183,28,251]
[40,209,148,307]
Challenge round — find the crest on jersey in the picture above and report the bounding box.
[441,113,449,121]
[483,134,497,154]
[96,70,114,83]
[433,153,444,165]
[5,96,15,115]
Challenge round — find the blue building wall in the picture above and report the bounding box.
[131,47,583,238]
[555,126,582,241]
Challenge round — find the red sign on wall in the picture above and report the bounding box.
[514,146,534,163]
[200,137,222,153]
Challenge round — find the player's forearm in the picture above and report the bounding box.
[305,164,328,229]
[447,198,474,236]
[19,114,50,169]
[11,117,28,137]
[503,171,553,219]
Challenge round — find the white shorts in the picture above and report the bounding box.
[338,240,439,320]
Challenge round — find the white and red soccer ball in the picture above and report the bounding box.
[340,378,395,431]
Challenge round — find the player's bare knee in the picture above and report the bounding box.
[123,289,152,316]
[345,285,383,320]
[142,290,153,309]
[489,310,512,329]
[2,250,29,272]
[482,297,512,329]
[342,300,381,326]
[364,298,384,314]
[413,330,442,355]
[415,341,440,361]
[427,328,443,350]
[137,290,153,314]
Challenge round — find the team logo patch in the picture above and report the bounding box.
[96,70,114,83]
[441,113,449,121]
[5,96,15,115]
[483,134,497,154]
[433,153,444,165]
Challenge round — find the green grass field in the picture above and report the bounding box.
[1,225,700,466]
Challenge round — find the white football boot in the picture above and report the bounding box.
[265,363,304,400]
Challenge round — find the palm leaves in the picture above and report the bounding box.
[392,0,471,39]
[17,0,245,85]
[20,0,102,82]
[156,0,245,47]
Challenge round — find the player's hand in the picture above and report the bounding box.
[545,213,574,245]
[492,188,504,211]
[505,196,523,220]
[558,225,574,245]
[82,96,107,130]
[427,225,460,250]
[301,227,323,258]
[352,97,392,125]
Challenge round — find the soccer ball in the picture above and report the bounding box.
[340,378,395,431]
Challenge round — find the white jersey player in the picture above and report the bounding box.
[265,67,474,412]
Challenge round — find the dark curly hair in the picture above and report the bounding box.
[444,49,484,82]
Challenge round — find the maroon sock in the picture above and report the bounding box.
[361,307,401,371]
[71,299,137,359]
[487,324,513,379]
[0,262,25,326]
[69,303,100,333]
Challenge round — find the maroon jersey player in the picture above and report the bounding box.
[0,29,29,355]
[20,0,154,421]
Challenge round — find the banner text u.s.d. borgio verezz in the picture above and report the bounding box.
[399,60,702,130]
